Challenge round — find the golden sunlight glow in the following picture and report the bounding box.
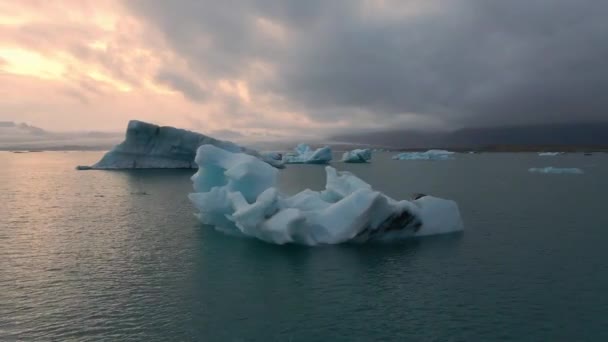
[0,48,65,79]
[91,12,118,31]
[218,79,253,103]
[0,14,29,26]
[144,79,181,95]
[0,0,327,135]
[235,81,251,103]
[87,70,132,92]
[87,41,108,51]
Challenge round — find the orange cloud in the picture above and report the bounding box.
[0,0,350,140]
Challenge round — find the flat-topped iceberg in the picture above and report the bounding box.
[283,143,332,164]
[529,167,583,174]
[392,149,455,161]
[81,120,284,169]
[341,148,372,163]
[538,152,563,156]
[189,145,464,245]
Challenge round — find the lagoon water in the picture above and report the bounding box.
[2,151,608,341]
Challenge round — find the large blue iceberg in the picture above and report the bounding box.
[392,149,455,161]
[189,145,464,245]
[283,143,332,164]
[83,120,284,169]
[341,148,372,163]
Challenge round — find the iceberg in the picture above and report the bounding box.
[283,143,332,164]
[82,120,284,169]
[538,152,563,156]
[262,151,284,162]
[529,167,583,174]
[189,145,464,245]
[392,149,455,161]
[341,148,372,163]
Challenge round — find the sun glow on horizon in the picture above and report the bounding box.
[0,48,65,80]
[0,0,345,136]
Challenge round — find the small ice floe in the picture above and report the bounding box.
[528,167,583,174]
[392,149,455,161]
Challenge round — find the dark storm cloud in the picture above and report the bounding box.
[126,0,608,129]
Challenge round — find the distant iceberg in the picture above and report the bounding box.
[341,148,372,163]
[189,145,464,245]
[538,152,563,156]
[283,143,332,164]
[261,151,284,163]
[529,167,583,174]
[392,149,455,161]
[81,120,284,169]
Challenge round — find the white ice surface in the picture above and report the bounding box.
[189,145,464,245]
[392,149,455,161]
[538,152,563,156]
[529,167,583,174]
[283,143,332,164]
[86,120,284,169]
[341,149,372,163]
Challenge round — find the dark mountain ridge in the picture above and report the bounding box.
[330,122,608,151]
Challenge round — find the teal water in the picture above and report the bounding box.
[1,151,608,341]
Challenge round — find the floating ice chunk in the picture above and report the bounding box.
[413,196,464,236]
[341,148,372,163]
[538,152,563,156]
[283,143,332,164]
[83,120,284,170]
[189,145,464,245]
[392,149,455,161]
[529,167,583,174]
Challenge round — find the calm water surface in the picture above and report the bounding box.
[1,151,608,341]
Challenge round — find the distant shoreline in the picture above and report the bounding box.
[429,146,608,153]
[391,146,608,153]
[326,142,608,153]
[0,146,113,152]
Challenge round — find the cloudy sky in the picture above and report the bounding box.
[1,0,606,139]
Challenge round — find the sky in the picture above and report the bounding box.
[1,0,607,139]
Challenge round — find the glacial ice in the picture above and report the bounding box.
[341,149,372,163]
[189,145,464,245]
[283,143,332,164]
[392,149,455,161]
[83,120,284,169]
[529,167,583,174]
[538,152,563,157]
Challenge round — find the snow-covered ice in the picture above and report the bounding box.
[392,149,455,161]
[83,120,284,169]
[189,145,464,245]
[341,148,372,163]
[283,143,332,164]
[529,167,583,174]
[538,152,563,156]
